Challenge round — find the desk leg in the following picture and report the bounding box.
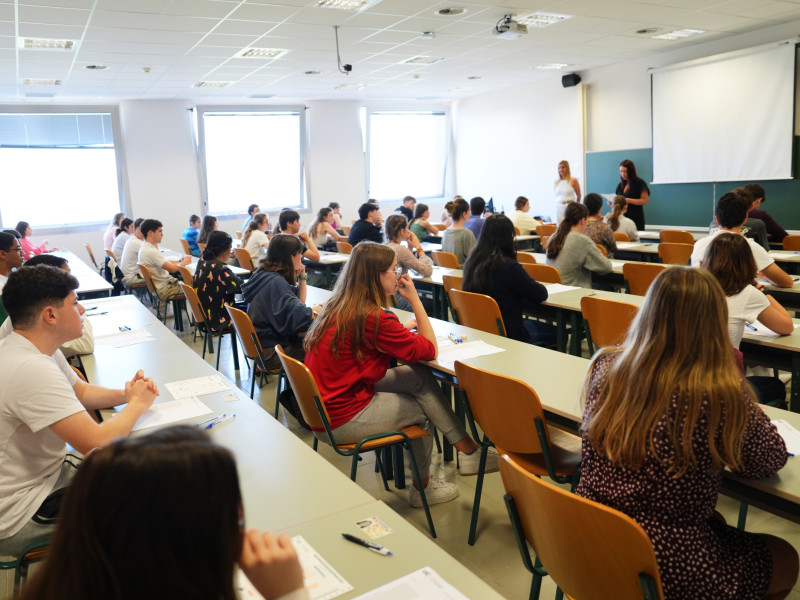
[568,313,582,356]
[556,310,566,353]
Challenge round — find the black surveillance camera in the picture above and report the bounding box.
[344,64,352,73]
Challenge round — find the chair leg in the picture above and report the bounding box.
[467,445,489,545]
[737,502,749,530]
[249,366,256,399]
[274,369,284,419]
[350,455,360,481]
[405,443,436,538]
[230,332,240,370]
[216,332,224,370]
[375,451,390,492]
[312,436,319,451]
[529,557,544,600]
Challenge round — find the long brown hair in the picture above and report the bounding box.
[546,202,587,259]
[304,241,392,361]
[581,267,754,477]
[242,213,267,248]
[259,233,302,286]
[308,207,333,239]
[607,195,626,231]
[701,232,756,296]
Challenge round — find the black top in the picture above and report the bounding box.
[348,219,384,246]
[192,258,243,331]
[395,206,414,221]
[463,259,548,343]
[616,176,650,230]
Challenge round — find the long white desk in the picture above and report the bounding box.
[54,250,114,299]
[80,295,503,599]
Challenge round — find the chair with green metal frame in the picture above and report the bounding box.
[454,361,582,557]
[0,539,50,596]
[179,282,240,371]
[499,454,664,600]
[448,288,506,337]
[275,344,438,538]
[580,295,639,354]
[441,273,462,323]
[138,264,188,330]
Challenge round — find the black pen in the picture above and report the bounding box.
[341,533,392,556]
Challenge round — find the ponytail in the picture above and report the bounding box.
[607,196,626,231]
[546,202,588,259]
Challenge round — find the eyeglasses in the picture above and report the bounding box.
[383,266,402,278]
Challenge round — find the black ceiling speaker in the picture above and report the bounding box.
[562,73,581,87]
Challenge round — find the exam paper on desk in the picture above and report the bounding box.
[165,374,231,399]
[543,283,580,295]
[435,340,505,366]
[773,420,800,456]
[746,321,800,338]
[115,396,213,432]
[351,567,469,600]
[95,328,155,348]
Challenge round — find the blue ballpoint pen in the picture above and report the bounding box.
[206,414,236,430]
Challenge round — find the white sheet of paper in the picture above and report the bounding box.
[131,397,212,431]
[317,254,347,264]
[236,535,353,600]
[611,261,625,268]
[351,567,469,600]
[745,321,800,338]
[435,340,505,365]
[165,375,231,399]
[770,251,799,258]
[616,242,642,249]
[94,328,154,348]
[773,420,800,456]
[544,283,581,295]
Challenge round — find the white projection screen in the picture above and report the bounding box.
[652,41,796,184]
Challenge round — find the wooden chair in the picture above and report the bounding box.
[449,289,506,336]
[499,454,664,600]
[613,232,631,242]
[434,223,448,231]
[180,282,239,371]
[336,241,353,255]
[658,242,693,265]
[104,249,118,263]
[431,251,460,268]
[176,265,194,286]
[535,224,557,237]
[659,230,695,245]
[0,539,50,596]
[139,264,188,329]
[522,263,561,284]
[441,273,463,322]
[234,248,255,272]
[198,242,206,253]
[342,226,351,235]
[540,235,551,249]
[580,296,638,353]
[595,243,608,257]
[225,305,281,404]
[623,262,667,296]
[85,243,102,273]
[455,361,581,548]
[179,238,193,256]
[783,235,800,251]
[516,252,537,264]
[275,345,438,538]
[514,226,521,235]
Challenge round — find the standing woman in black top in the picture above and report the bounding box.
[616,159,650,230]
[462,214,554,344]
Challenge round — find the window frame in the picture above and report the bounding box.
[0,104,128,235]
[194,105,309,218]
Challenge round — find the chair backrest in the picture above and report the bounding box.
[432,251,460,268]
[535,224,557,237]
[541,235,551,249]
[85,243,99,269]
[659,230,695,245]
[516,252,537,264]
[275,344,330,431]
[336,241,353,255]
[657,242,694,265]
[441,274,463,292]
[622,263,667,296]
[613,232,631,242]
[70,365,87,382]
[434,223,447,231]
[178,282,207,327]
[455,361,550,454]
[595,243,608,258]
[138,264,158,295]
[499,455,664,600]
[783,235,800,251]
[198,242,206,252]
[177,265,194,286]
[449,289,506,336]
[105,249,118,262]
[513,226,521,235]
[225,305,264,361]
[235,231,243,240]
[580,296,638,348]
[342,226,351,235]
[233,248,255,272]
[522,263,561,284]
[179,239,192,255]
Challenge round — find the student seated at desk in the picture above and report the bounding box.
[197,215,218,247]
[692,191,793,288]
[15,221,57,261]
[181,214,202,257]
[279,210,320,263]
[304,242,495,508]
[385,215,431,277]
[576,267,798,600]
[701,233,793,406]
[409,203,440,240]
[19,426,309,600]
[582,193,617,257]
[194,231,243,332]
[138,219,191,298]
[606,195,639,241]
[242,213,270,263]
[442,198,476,267]
[120,218,145,288]
[110,218,134,260]
[746,183,788,244]
[328,202,346,233]
[0,265,157,555]
[545,202,612,288]
[348,202,384,247]
[0,231,23,295]
[462,214,553,345]
[508,195,542,236]
[102,212,125,251]
[307,207,344,251]
[242,234,314,371]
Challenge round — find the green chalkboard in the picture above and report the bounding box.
[585,142,800,230]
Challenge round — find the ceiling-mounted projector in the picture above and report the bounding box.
[493,15,528,39]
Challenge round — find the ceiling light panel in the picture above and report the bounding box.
[315,0,384,11]
[22,78,62,85]
[194,81,232,88]
[515,12,573,28]
[403,56,444,65]
[652,28,705,40]
[235,47,288,59]
[19,37,76,50]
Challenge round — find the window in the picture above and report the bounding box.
[366,110,448,201]
[0,108,124,230]
[196,108,307,215]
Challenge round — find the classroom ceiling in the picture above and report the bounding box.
[3,0,800,102]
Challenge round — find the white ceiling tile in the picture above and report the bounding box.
[17,23,86,38]
[95,0,170,12]
[90,10,160,29]
[212,19,281,35]
[228,3,300,22]
[18,5,90,26]
[163,0,241,18]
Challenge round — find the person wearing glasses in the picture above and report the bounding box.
[304,242,495,509]
[0,232,23,294]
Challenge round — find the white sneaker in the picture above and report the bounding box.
[457,447,499,476]
[408,478,459,508]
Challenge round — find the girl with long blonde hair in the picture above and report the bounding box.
[304,241,491,506]
[576,266,797,599]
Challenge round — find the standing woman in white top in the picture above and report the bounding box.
[606,196,640,242]
[242,213,270,261]
[554,160,581,223]
[307,207,344,250]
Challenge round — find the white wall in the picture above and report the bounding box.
[452,78,583,221]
